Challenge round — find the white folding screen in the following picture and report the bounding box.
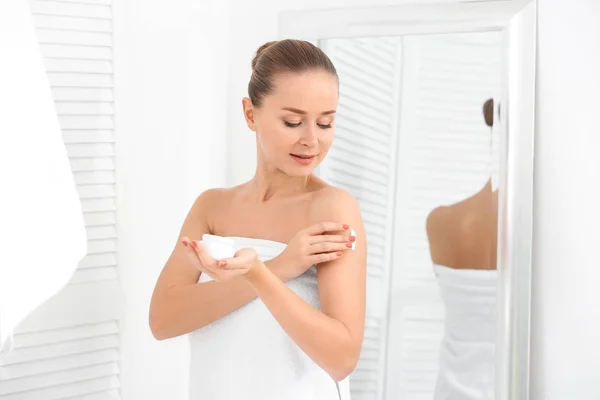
[320,31,502,400]
[0,1,124,399]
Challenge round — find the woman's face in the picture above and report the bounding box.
[243,70,338,177]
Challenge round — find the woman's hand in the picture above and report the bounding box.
[274,221,355,281]
[181,238,261,283]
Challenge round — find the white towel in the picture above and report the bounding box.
[0,0,87,351]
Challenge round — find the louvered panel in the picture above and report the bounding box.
[63,130,114,143]
[70,157,115,172]
[79,254,117,270]
[56,102,114,115]
[30,1,111,19]
[335,111,391,142]
[86,226,116,241]
[0,349,118,380]
[335,49,395,83]
[33,15,112,33]
[0,3,121,399]
[67,143,114,158]
[320,37,402,400]
[1,362,119,396]
[0,335,119,366]
[87,239,117,254]
[71,267,118,283]
[45,59,112,74]
[337,92,393,126]
[59,116,114,129]
[71,391,120,400]
[41,0,112,5]
[75,172,116,187]
[8,322,118,349]
[77,185,115,199]
[36,29,112,47]
[330,136,390,165]
[395,305,445,398]
[40,44,112,60]
[339,44,396,73]
[81,198,115,213]
[336,75,394,105]
[84,211,116,226]
[1,376,120,400]
[53,88,113,102]
[7,281,124,334]
[48,73,113,88]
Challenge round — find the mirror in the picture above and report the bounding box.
[319,31,502,400]
[281,1,536,399]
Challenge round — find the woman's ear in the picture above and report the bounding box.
[242,97,256,131]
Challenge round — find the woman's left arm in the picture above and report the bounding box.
[244,189,366,381]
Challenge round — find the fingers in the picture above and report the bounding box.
[216,249,259,270]
[217,257,250,270]
[304,221,350,236]
[191,240,217,268]
[308,251,344,265]
[310,241,353,254]
[309,234,356,244]
[181,237,217,273]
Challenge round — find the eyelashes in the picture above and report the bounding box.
[284,121,332,129]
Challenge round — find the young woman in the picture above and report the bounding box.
[149,39,367,400]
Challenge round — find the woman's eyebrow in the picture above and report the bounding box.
[281,107,336,115]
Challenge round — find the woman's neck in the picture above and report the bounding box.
[250,167,311,203]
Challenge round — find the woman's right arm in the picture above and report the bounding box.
[148,189,283,340]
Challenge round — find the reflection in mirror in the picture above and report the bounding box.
[318,32,502,399]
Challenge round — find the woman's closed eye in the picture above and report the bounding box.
[284,121,333,129]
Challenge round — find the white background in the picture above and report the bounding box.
[2,0,595,399]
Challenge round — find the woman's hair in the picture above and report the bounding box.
[483,98,494,127]
[248,39,338,107]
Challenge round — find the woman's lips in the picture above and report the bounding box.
[290,154,317,165]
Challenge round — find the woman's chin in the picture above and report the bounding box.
[287,168,315,177]
[283,164,317,177]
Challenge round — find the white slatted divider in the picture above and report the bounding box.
[0,1,123,399]
[319,37,404,400]
[387,32,502,399]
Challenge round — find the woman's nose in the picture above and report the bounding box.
[299,125,318,146]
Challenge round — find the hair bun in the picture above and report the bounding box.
[483,98,494,127]
[251,41,278,70]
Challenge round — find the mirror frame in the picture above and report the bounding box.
[279,1,536,399]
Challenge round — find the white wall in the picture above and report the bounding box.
[531,0,600,399]
[114,0,230,399]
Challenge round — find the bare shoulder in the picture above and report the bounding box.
[308,186,365,248]
[189,187,236,225]
[426,205,449,238]
[309,186,361,221]
[192,187,228,213]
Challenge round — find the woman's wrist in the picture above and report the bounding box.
[244,258,269,283]
[263,255,287,281]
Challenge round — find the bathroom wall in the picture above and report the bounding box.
[114,1,230,399]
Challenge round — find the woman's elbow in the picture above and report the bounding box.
[149,302,175,341]
[329,347,361,382]
[149,313,169,341]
